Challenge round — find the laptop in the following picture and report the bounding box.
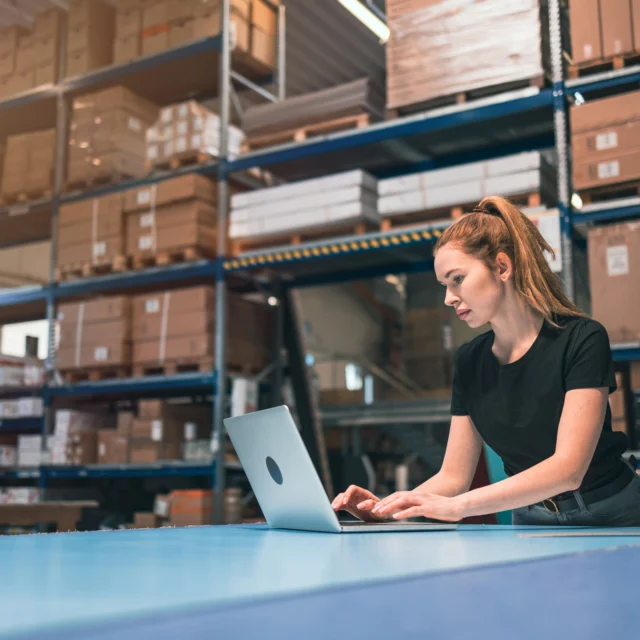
[224,406,458,534]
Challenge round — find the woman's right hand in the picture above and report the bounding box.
[331,485,385,522]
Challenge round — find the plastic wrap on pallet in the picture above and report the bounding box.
[146,100,244,166]
[229,170,379,240]
[386,0,545,109]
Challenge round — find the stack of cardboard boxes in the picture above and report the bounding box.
[0,129,56,201]
[66,0,116,78]
[57,296,131,373]
[123,174,217,263]
[131,285,273,373]
[67,86,158,188]
[569,0,639,65]
[0,8,64,99]
[146,100,245,168]
[97,411,133,464]
[57,194,125,273]
[113,0,276,68]
[386,0,547,111]
[588,221,640,345]
[571,92,640,193]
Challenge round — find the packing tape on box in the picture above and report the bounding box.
[158,291,171,364]
[74,302,85,368]
[139,184,158,254]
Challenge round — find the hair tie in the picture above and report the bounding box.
[473,206,500,218]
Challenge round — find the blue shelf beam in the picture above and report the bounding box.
[572,199,640,225]
[612,347,640,363]
[567,66,640,99]
[0,418,43,432]
[41,462,217,479]
[47,371,217,399]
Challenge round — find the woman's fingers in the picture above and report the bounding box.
[392,506,422,520]
[356,499,377,511]
[374,494,419,515]
[332,493,344,509]
[343,485,371,505]
[375,491,412,510]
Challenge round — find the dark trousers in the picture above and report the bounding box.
[512,467,640,527]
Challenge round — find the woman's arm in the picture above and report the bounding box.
[373,387,608,521]
[413,414,483,497]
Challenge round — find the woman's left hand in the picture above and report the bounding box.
[370,491,467,523]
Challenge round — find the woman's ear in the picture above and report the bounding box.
[495,252,513,281]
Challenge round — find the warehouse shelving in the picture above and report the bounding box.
[0,418,42,432]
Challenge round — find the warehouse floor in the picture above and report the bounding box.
[5,525,640,638]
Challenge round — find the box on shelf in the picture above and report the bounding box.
[569,0,602,64]
[65,431,98,465]
[67,86,158,187]
[98,429,129,464]
[0,446,17,467]
[123,174,215,212]
[57,194,125,272]
[587,222,640,344]
[130,440,182,463]
[57,297,131,371]
[168,488,242,526]
[0,487,39,505]
[146,101,244,166]
[1,130,55,200]
[600,0,633,58]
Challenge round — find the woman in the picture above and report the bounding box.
[332,196,640,527]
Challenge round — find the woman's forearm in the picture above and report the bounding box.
[459,454,580,518]
[413,471,471,498]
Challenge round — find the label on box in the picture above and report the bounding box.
[145,298,160,314]
[93,241,106,258]
[607,245,629,277]
[155,496,170,517]
[94,347,109,361]
[176,137,187,152]
[137,189,151,205]
[598,160,620,180]
[99,443,106,457]
[139,235,154,250]
[140,213,155,228]
[584,44,592,59]
[595,132,618,151]
[184,422,196,441]
[177,121,188,135]
[128,117,141,132]
[151,420,162,442]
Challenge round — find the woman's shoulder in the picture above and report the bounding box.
[553,314,609,339]
[455,328,494,364]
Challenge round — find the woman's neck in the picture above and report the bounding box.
[490,298,544,365]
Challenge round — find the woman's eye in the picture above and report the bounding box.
[453,276,463,284]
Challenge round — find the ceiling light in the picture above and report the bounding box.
[336,0,390,43]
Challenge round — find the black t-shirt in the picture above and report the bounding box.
[451,315,628,492]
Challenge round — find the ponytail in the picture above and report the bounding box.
[433,196,585,327]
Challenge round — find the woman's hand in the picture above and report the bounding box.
[331,485,385,522]
[371,491,467,523]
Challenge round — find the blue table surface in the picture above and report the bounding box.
[4,524,640,639]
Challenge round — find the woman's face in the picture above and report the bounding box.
[434,244,508,328]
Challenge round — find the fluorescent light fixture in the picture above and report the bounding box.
[336,0,390,43]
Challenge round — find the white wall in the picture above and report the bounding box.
[1,320,48,359]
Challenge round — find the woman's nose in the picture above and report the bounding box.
[444,288,459,307]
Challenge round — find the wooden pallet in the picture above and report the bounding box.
[131,246,214,270]
[132,358,214,378]
[568,52,640,80]
[61,366,130,383]
[55,255,129,282]
[230,220,379,255]
[146,150,215,173]
[64,172,138,194]
[380,192,542,231]
[388,76,545,118]
[242,112,372,152]
[0,188,52,206]
[577,180,640,205]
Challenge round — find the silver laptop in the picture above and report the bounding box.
[224,406,458,533]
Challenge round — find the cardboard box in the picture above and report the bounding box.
[251,26,274,67]
[135,310,212,341]
[15,44,36,73]
[59,319,130,349]
[123,174,215,211]
[169,489,213,527]
[138,400,211,423]
[57,236,124,266]
[570,92,640,134]
[588,222,640,343]
[133,512,160,528]
[68,0,115,30]
[569,0,602,63]
[142,29,170,56]
[117,411,134,438]
[601,0,633,57]
[252,0,276,33]
[133,334,213,364]
[131,417,183,442]
[114,34,141,63]
[34,8,65,39]
[57,340,131,370]
[58,296,130,325]
[35,62,57,85]
[169,20,195,48]
[116,7,143,38]
[168,0,199,21]
[132,286,214,323]
[573,149,640,190]
[97,429,116,463]
[0,26,28,55]
[633,0,640,51]
[143,0,171,28]
[59,194,123,228]
[130,440,181,463]
[572,121,640,162]
[0,49,15,76]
